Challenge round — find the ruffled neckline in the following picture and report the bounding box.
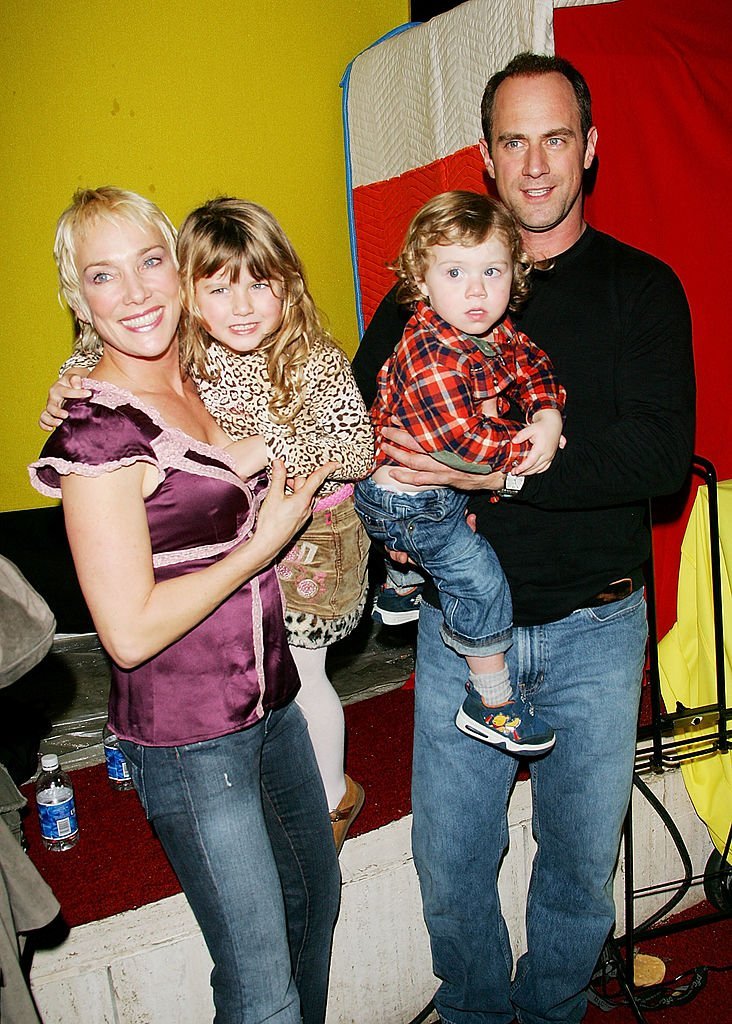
[81,377,238,473]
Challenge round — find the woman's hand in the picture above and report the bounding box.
[247,460,340,565]
[39,372,92,431]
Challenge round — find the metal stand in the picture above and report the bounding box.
[612,455,731,1020]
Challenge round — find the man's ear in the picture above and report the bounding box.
[584,126,598,170]
[479,138,496,180]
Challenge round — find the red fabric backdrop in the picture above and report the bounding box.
[354,147,488,328]
[554,0,732,635]
[354,0,731,637]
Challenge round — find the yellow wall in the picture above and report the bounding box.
[1,0,408,511]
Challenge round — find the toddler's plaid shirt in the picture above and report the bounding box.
[372,301,566,473]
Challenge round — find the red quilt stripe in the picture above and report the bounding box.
[353,145,489,328]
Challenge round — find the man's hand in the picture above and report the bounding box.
[381,426,505,491]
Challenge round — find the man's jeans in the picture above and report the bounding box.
[355,478,512,657]
[120,703,340,1024]
[412,595,647,1024]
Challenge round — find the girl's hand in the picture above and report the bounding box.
[39,372,92,431]
[511,409,564,475]
[248,460,340,563]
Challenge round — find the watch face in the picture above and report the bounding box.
[498,473,525,498]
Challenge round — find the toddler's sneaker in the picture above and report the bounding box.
[372,584,422,625]
[455,685,555,755]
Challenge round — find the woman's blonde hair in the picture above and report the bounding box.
[178,197,332,424]
[393,190,531,310]
[53,186,178,357]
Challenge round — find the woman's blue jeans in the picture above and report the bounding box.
[354,478,512,657]
[412,594,647,1024]
[120,702,340,1024]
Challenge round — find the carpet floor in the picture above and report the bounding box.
[20,686,730,1024]
[21,687,415,927]
[585,904,732,1023]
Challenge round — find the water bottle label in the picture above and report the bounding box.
[105,744,131,781]
[38,797,78,842]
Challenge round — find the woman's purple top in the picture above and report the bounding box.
[29,380,299,747]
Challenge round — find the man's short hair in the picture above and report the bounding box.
[481,52,593,153]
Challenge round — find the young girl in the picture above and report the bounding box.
[355,191,565,755]
[44,197,373,849]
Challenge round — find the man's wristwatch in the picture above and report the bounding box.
[496,472,525,499]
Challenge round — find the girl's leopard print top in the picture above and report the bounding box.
[196,339,373,493]
[64,338,374,494]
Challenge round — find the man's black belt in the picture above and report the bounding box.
[579,570,645,608]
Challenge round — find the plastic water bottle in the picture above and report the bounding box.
[36,754,79,851]
[103,723,134,791]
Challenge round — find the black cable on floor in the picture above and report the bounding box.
[630,773,694,934]
[406,1000,435,1024]
[589,961,732,1013]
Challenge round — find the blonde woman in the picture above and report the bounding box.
[42,196,373,848]
[31,187,340,1024]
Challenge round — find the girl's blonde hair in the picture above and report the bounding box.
[53,186,178,358]
[392,190,531,310]
[178,197,332,424]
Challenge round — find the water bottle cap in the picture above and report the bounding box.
[40,754,59,771]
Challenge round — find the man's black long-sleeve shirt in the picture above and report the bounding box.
[351,226,696,624]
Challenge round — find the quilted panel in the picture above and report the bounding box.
[346,0,556,188]
[342,0,613,330]
[555,0,620,8]
[354,146,488,328]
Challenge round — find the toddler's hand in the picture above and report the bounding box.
[511,409,563,475]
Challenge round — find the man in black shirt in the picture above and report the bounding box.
[351,54,695,1024]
